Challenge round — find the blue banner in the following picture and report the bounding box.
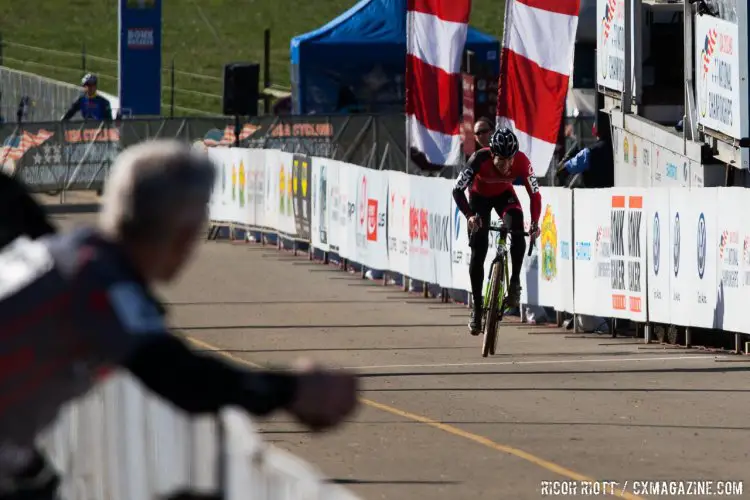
[118,0,162,116]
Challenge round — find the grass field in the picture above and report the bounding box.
[0,0,505,115]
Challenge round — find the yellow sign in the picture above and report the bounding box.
[293,160,299,196]
[540,205,558,281]
[301,161,308,197]
[279,165,286,213]
[231,163,237,202]
[238,160,246,207]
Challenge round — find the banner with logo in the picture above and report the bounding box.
[386,171,411,278]
[347,165,389,271]
[646,189,671,324]
[596,0,635,94]
[246,148,267,228]
[715,188,748,333]
[328,160,351,257]
[512,188,574,312]
[613,128,651,187]
[311,157,332,253]
[450,190,472,293]
[669,188,719,328]
[609,189,647,322]
[292,155,312,241]
[695,15,740,139]
[573,189,613,317]
[406,176,453,288]
[118,0,162,116]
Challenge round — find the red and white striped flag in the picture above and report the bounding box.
[496,0,580,176]
[406,0,472,167]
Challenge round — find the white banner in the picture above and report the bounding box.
[646,189,671,324]
[669,188,719,328]
[573,189,613,317]
[695,15,740,139]
[715,188,748,333]
[347,165,389,271]
[310,157,330,253]
[450,191,472,293]
[608,190,647,322]
[596,0,635,94]
[329,160,350,258]
[386,171,411,278]
[277,152,297,236]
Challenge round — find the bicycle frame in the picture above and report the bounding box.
[482,226,511,313]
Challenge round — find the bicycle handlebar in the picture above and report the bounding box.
[484,224,536,257]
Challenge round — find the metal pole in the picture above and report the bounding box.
[170,57,175,118]
[622,0,632,116]
[263,29,271,115]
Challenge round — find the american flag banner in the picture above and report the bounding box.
[496,0,580,176]
[406,0,472,167]
[0,129,55,162]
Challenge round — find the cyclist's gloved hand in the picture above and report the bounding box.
[467,215,482,233]
[529,221,540,240]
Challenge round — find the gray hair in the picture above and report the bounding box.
[99,139,216,242]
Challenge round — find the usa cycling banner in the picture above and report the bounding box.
[347,165,389,272]
[714,188,747,333]
[118,0,162,116]
[646,189,671,324]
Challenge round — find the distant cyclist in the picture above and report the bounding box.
[452,128,541,334]
[61,73,113,122]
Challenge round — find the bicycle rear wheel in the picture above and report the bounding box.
[482,258,505,357]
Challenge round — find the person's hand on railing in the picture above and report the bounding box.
[285,359,359,432]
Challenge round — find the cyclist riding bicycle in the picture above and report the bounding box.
[452,127,542,334]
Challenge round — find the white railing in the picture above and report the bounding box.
[39,372,360,500]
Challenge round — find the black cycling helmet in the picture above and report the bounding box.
[81,73,98,86]
[489,127,520,158]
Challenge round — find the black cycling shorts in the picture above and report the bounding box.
[468,191,524,249]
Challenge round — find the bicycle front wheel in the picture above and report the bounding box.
[482,257,505,357]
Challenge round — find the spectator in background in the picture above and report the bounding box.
[61,73,113,122]
[473,117,493,149]
[555,124,614,188]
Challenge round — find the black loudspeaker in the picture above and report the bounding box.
[222,62,259,116]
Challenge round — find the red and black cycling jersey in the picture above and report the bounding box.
[452,148,542,223]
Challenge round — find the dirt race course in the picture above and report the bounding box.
[51,200,750,500]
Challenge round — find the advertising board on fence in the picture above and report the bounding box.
[208,147,750,336]
[596,0,635,94]
[695,14,741,139]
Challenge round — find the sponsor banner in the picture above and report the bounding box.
[310,157,331,253]
[715,188,747,333]
[450,188,472,293]
[386,171,411,278]
[669,188,719,328]
[328,160,351,258]
[276,152,297,236]
[514,187,574,312]
[695,15,740,139]
[348,165,389,271]
[613,129,651,187]
[596,0,635,93]
[292,154,311,241]
[646,189,671,324]
[407,176,453,288]
[608,190,647,321]
[118,0,162,115]
[573,189,614,317]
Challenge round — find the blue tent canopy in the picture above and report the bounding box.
[290,0,500,115]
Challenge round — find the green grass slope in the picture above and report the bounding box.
[0,0,505,115]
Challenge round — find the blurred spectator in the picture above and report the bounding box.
[473,117,493,149]
[61,73,113,122]
[555,124,614,188]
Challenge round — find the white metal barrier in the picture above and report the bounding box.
[206,147,750,335]
[39,372,361,500]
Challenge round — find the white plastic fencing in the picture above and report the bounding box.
[39,372,361,500]
[207,147,750,335]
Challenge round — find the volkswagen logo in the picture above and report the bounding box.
[697,213,706,279]
[453,205,461,240]
[673,212,680,277]
[653,213,660,275]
